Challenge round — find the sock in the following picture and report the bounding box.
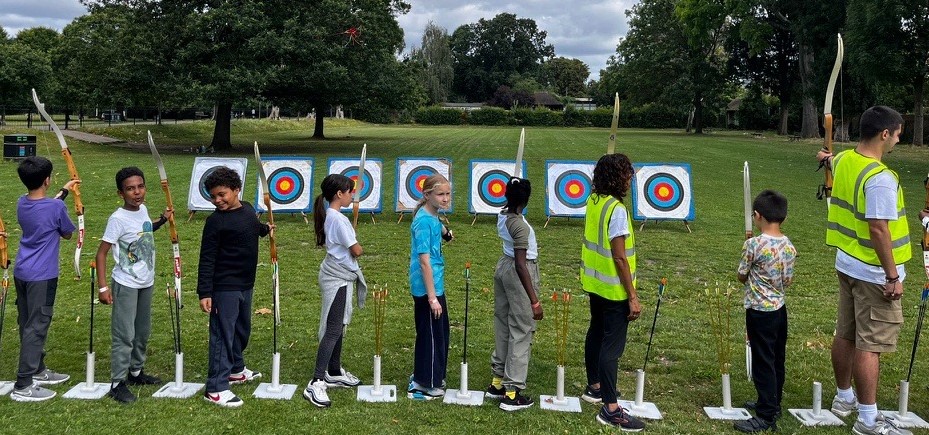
[492,377,503,389]
[130,369,141,377]
[505,390,516,400]
[858,403,877,427]
[836,387,855,402]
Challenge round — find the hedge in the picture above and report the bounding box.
[411,104,688,129]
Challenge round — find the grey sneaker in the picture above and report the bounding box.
[32,369,70,385]
[831,395,858,417]
[324,367,360,388]
[853,415,913,435]
[10,383,56,402]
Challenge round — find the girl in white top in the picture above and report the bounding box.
[304,174,367,408]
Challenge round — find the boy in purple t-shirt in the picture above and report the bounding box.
[10,156,79,402]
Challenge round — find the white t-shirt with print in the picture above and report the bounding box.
[102,205,156,288]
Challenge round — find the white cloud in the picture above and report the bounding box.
[0,0,87,35]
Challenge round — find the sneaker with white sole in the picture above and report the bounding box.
[581,385,603,404]
[324,368,360,388]
[32,368,70,385]
[407,376,444,400]
[10,382,56,402]
[853,415,913,435]
[303,380,331,408]
[228,367,262,384]
[203,390,243,408]
[831,395,858,417]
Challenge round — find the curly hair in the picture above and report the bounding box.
[115,167,145,191]
[203,166,242,192]
[592,153,634,201]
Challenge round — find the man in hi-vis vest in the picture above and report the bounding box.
[817,106,910,435]
[579,154,645,432]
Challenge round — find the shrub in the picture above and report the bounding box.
[468,107,510,126]
[414,106,463,125]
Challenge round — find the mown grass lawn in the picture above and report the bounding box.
[2,120,929,434]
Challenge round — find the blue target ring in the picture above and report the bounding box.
[478,170,510,207]
[405,166,436,201]
[199,167,221,202]
[643,173,683,212]
[268,167,304,205]
[339,167,373,202]
[554,170,591,208]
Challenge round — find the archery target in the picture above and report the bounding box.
[395,158,453,213]
[328,158,383,213]
[545,161,594,217]
[187,157,248,211]
[254,157,314,213]
[632,163,695,221]
[469,160,526,215]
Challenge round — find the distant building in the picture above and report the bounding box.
[440,103,484,111]
[726,98,741,128]
[532,92,565,111]
[569,97,596,111]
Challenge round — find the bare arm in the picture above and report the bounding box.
[419,253,442,318]
[868,219,902,300]
[95,241,113,304]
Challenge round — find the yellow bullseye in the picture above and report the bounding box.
[568,185,580,195]
[658,186,670,198]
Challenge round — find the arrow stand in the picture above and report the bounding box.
[618,369,662,419]
[358,286,396,402]
[64,264,108,399]
[703,373,751,420]
[541,289,581,412]
[879,380,929,428]
[154,284,203,398]
[788,381,844,426]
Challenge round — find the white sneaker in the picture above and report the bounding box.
[228,367,262,384]
[203,390,243,408]
[853,415,913,435]
[303,380,331,408]
[32,368,70,385]
[10,382,56,402]
[324,367,361,388]
[831,395,859,417]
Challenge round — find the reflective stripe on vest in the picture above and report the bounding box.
[826,150,911,266]
[580,194,636,300]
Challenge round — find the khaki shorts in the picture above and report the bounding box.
[835,271,903,353]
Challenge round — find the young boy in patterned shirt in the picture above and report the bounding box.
[734,190,796,433]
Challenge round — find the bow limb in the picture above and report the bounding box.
[148,131,182,306]
[744,161,752,240]
[608,93,620,154]
[514,129,525,178]
[253,142,279,326]
[352,144,367,229]
[821,35,844,204]
[0,210,9,303]
[32,89,83,279]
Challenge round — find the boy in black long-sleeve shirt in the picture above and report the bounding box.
[197,167,272,408]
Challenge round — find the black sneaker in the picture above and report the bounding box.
[743,401,782,420]
[596,405,645,432]
[108,382,137,404]
[485,384,506,400]
[581,385,602,404]
[499,390,534,411]
[127,370,162,386]
[734,416,777,433]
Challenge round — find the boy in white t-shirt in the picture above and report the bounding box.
[95,167,172,403]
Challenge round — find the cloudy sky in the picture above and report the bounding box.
[0,0,636,80]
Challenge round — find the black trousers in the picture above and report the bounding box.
[746,306,788,421]
[206,289,253,393]
[584,292,630,404]
[412,294,449,388]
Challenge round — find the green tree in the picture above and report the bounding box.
[411,21,453,105]
[15,27,61,54]
[847,0,928,145]
[450,13,554,102]
[541,57,590,96]
[0,42,53,109]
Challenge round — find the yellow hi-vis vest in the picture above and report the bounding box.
[826,150,911,266]
[580,194,636,301]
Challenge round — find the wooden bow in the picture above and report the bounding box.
[254,142,280,328]
[819,34,844,205]
[148,131,183,309]
[352,144,367,229]
[32,89,84,279]
[608,93,620,154]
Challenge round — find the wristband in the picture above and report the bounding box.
[922,216,929,231]
[98,286,109,294]
[58,188,69,201]
[885,276,900,284]
[531,301,541,309]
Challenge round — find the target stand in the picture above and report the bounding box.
[469,160,526,225]
[543,160,593,228]
[632,163,695,233]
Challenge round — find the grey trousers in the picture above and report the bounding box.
[490,256,538,391]
[110,281,154,382]
[14,277,57,388]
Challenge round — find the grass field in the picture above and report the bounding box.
[2,120,929,434]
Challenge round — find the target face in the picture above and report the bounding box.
[254,157,314,213]
[469,160,526,215]
[395,158,453,213]
[545,161,594,217]
[632,163,695,221]
[187,157,248,211]
[328,158,383,213]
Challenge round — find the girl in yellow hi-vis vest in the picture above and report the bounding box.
[579,153,645,432]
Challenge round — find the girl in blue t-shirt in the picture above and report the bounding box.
[407,173,453,400]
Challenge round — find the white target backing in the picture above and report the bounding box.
[469,160,526,215]
[254,157,314,213]
[328,158,383,213]
[395,158,453,213]
[632,163,695,221]
[187,157,248,211]
[545,160,594,217]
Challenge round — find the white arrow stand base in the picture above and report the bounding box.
[153,353,204,398]
[443,362,484,406]
[357,355,396,403]
[788,381,844,426]
[704,373,752,420]
[540,365,582,413]
[253,353,296,400]
[879,380,929,429]
[0,381,14,396]
[63,352,109,399]
[618,369,663,419]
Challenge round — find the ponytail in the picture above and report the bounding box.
[314,173,355,246]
